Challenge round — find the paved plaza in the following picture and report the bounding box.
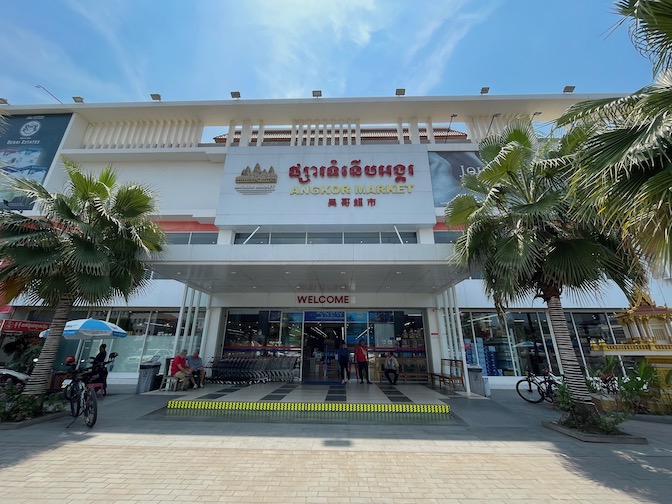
[0,384,671,503]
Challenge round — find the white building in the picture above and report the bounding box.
[2,94,670,389]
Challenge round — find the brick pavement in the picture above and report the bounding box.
[0,388,670,503]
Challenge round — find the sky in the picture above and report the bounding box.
[0,0,655,105]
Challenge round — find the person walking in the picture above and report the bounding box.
[337,341,351,384]
[355,339,372,384]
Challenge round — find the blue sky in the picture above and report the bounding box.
[0,0,655,105]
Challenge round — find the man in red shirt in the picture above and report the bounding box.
[170,349,197,390]
[354,339,372,384]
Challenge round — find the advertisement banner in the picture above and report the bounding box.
[0,113,72,210]
[428,151,483,208]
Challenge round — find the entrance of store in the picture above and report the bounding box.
[302,322,344,383]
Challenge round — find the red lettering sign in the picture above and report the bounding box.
[0,319,50,333]
[289,159,414,184]
[297,295,350,305]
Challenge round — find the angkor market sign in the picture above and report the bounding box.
[0,319,50,334]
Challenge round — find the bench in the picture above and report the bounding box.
[429,359,465,390]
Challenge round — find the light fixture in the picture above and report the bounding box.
[36,84,63,104]
[532,111,542,118]
[395,88,405,96]
[480,86,490,95]
[486,113,501,137]
[230,91,241,99]
[563,85,575,93]
[72,96,84,103]
[150,93,162,101]
[0,98,8,105]
[312,90,322,98]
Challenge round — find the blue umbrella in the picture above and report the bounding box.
[39,318,127,340]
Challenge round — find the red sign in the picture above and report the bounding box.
[289,159,414,184]
[0,319,50,333]
[297,295,350,305]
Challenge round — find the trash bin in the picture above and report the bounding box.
[136,362,161,394]
[467,365,486,396]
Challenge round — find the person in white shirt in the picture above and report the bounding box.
[384,351,400,385]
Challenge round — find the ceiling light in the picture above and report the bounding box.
[480,87,490,95]
[230,91,241,99]
[563,85,575,93]
[150,93,162,101]
[312,90,322,98]
[72,96,84,103]
[395,88,405,96]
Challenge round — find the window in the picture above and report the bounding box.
[434,231,462,243]
[381,232,417,244]
[166,232,218,244]
[234,232,270,244]
[270,233,306,244]
[166,232,190,244]
[190,232,218,244]
[344,232,379,244]
[307,232,343,244]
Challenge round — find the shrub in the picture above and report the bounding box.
[0,385,66,422]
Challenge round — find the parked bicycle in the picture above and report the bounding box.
[516,368,562,404]
[61,352,116,428]
[61,356,97,427]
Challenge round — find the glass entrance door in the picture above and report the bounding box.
[302,322,344,383]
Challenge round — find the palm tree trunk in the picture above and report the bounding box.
[21,294,73,398]
[545,295,593,404]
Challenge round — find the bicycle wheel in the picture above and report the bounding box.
[83,389,97,428]
[542,383,556,403]
[516,379,544,403]
[69,383,82,417]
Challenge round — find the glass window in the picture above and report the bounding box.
[281,312,303,347]
[107,310,150,373]
[307,232,342,244]
[270,233,306,244]
[567,312,611,374]
[234,232,270,244]
[190,232,218,244]
[433,231,462,243]
[166,232,190,244]
[344,232,379,244]
[381,232,417,243]
[224,311,261,347]
[462,312,514,377]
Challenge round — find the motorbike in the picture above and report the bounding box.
[62,352,118,398]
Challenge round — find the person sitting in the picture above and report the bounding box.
[187,349,206,388]
[170,349,197,391]
[91,343,109,395]
[384,351,400,385]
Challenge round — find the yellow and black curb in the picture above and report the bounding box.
[167,400,450,414]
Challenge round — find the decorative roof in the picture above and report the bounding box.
[615,291,672,323]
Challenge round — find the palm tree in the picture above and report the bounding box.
[557,0,672,267]
[0,157,165,398]
[445,118,648,404]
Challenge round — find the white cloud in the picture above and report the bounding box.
[0,24,132,103]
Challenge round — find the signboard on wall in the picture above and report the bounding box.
[428,151,483,208]
[217,145,436,227]
[0,113,72,210]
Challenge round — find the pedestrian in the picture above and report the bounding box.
[384,351,400,384]
[187,349,206,388]
[337,340,350,384]
[355,339,372,384]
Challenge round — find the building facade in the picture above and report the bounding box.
[2,94,671,389]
